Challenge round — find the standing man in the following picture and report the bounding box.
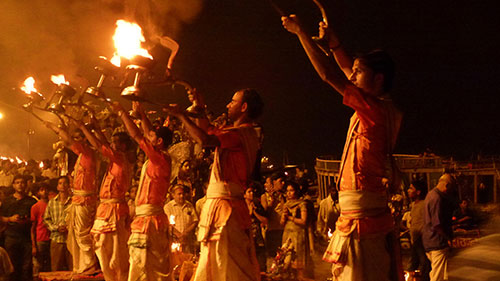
[44,122,99,274]
[164,184,198,254]
[43,176,73,272]
[111,102,173,281]
[31,184,51,273]
[407,180,430,280]
[317,183,340,242]
[282,13,403,281]
[165,88,264,281]
[422,174,455,281]
[0,175,37,281]
[78,121,133,281]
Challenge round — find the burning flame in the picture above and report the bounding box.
[113,20,153,61]
[39,162,44,169]
[171,242,181,252]
[110,54,121,67]
[21,77,37,94]
[51,74,69,86]
[328,228,333,239]
[169,215,176,225]
[15,156,26,165]
[404,271,410,281]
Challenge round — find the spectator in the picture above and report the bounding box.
[317,183,340,241]
[244,186,268,272]
[0,175,37,281]
[31,183,51,273]
[164,185,198,254]
[407,180,430,280]
[263,173,286,269]
[423,174,456,281]
[171,160,194,202]
[452,199,474,230]
[43,176,72,271]
[280,181,313,279]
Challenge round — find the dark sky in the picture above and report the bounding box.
[0,0,498,167]
[175,0,500,166]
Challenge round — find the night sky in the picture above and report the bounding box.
[0,0,498,168]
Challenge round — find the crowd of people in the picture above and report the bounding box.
[0,85,338,281]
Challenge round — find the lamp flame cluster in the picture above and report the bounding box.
[19,19,193,126]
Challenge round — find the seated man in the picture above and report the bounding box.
[452,199,475,230]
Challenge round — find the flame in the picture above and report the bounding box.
[39,162,44,169]
[404,271,410,281]
[15,157,23,164]
[113,20,153,60]
[169,215,176,225]
[110,54,121,67]
[328,228,333,238]
[21,77,37,94]
[0,156,8,161]
[171,242,181,252]
[51,74,69,86]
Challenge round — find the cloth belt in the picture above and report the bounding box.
[339,190,388,218]
[100,198,126,204]
[73,190,95,197]
[135,204,163,217]
[206,182,244,200]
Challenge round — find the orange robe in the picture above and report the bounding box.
[128,139,171,281]
[92,145,132,281]
[193,124,262,281]
[323,85,402,281]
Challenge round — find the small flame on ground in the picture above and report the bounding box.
[169,215,175,225]
[15,156,25,165]
[171,242,181,252]
[39,162,44,169]
[113,20,153,60]
[328,228,333,238]
[51,74,69,86]
[404,271,410,281]
[21,77,37,94]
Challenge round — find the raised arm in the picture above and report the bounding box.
[110,102,143,144]
[44,121,73,145]
[132,102,154,139]
[77,121,106,152]
[318,21,353,78]
[163,104,219,147]
[282,15,351,95]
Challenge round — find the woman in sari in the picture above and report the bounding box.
[280,181,314,279]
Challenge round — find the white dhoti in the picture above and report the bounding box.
[66,201,98,274]
[193,182,260,281]
[324,190,392,281]
[93,201,130,281]
[128,204,171,281]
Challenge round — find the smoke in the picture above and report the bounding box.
[0,0,205,159]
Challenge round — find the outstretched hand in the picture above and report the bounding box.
[281,15,303,35]
[319,21,340,48]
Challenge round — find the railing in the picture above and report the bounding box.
[315,155,341,173]
[315,156,341,200]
